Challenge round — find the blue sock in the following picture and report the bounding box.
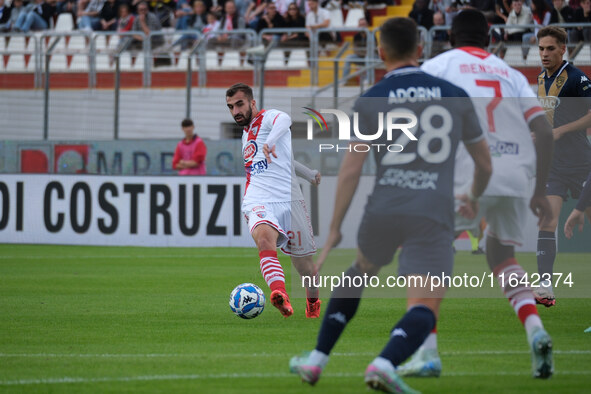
[379,305,436,367]
[537,231,556,278]
[315,266,365,355]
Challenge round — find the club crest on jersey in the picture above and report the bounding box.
[243,141,258,163]
[256,211,267,219]
[250,125,260,138]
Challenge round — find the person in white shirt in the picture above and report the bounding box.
[305,0,334,45]
[225,83,322,319]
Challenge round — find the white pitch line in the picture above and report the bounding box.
[1,370,590,386]
[0,254,254,260]
[0,350,589,358]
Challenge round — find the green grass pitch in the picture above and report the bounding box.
[0,244,589,393]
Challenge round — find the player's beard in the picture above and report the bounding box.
[234,105,253,127]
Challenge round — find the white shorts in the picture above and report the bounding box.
[455,196,528,247]
[243,200,317,257]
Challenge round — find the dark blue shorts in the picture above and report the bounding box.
[357,213,454,278]
[546,170,589,201]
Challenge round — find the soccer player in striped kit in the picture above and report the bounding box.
[226,83,322,318]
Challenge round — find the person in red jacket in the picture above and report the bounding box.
[172,118,207,175]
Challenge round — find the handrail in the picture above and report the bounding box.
[186,35,206,118]
[0,32,40,87]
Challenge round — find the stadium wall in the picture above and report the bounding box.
[1,174,575,253]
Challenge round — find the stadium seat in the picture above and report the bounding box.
[49,55,67,70]
[287,49,308,68]
[221,51,241,68]
[94,54,112,70]
[54,13,74,32]
[264,50,285,68]
[69,54,89,71]
[5,54,26,71]
[345,8,365,27]
[329,9,344,28]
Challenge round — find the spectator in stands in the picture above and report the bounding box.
[175,0,194,30]
[150,0,175,27]
[494,0,510,23]
[7,0,27,30]
[245,0,266,30]
[571,0,581,10]
[281,1,307,65]
[77,0,105,30]
[170,0,208,49]
[275,0,289,16]
[207,0,246,65]
[409,0,434,30]
[172,118,207,175]
[342,17,369,82]
[305,0,334,47]
[522,0,550,58]
[550,0,576,53]
[257,2,286,45]
[469,0,496,22]
[129,1,164,49]
[98,0,118,31]
[13,0,58,32]
[429,0,458,25]
[116,2,134,32]
[57,0,77,23]
[209,0,223,14]
[573,0,591,43]
[202,10,220,39]
[190,0,208,30]
[0,0,12,31]
[431,10,450,55]
[504,0,532,42]
[551,0,575,25]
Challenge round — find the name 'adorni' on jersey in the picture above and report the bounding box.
[388,86,442,104]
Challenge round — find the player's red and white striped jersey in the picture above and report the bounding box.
[422,46,545,197]
[241,108,304,207]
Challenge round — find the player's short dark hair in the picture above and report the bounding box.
[450,9,488,48]
[379,18,418,61]
[226,83,254,100]
[181,118,194,127]
[537,26,567,46]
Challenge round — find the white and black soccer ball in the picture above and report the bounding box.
[229,283,265,319]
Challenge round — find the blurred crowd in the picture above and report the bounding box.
[1,0,590,55]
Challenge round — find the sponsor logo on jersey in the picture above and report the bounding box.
[538,96,560,110]
[581,76,589,83]
[489,141,519,157]
[252,205,265,211]
[378,168,439,190]
[247,159,268,175]
[243,141,258,163]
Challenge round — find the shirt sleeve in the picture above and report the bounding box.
[264,111,292,148]
[191,139,207,164]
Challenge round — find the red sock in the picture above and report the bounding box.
[493,257,542,329]
[259,250,286,293]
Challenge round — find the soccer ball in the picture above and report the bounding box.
[229,283,266,319]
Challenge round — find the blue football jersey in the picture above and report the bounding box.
[354,66,484,230]
[538,61,591,173]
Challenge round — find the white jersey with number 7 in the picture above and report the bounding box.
[421,46,546,198]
